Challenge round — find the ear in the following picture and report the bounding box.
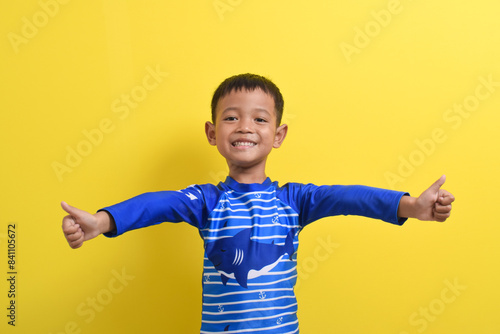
[205,121,217,146]
[273,124,288,148]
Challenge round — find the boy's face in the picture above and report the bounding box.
[205,88,287,172]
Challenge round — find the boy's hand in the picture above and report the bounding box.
[61,202,110,249]
[398,175,455,222]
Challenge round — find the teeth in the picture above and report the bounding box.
[233,141,256,147]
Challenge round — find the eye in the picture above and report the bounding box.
[255,118,267,123]
[223,116,237,121]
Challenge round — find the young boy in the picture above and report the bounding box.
[62,73,455,333]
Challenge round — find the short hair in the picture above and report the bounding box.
[211,73,284,125]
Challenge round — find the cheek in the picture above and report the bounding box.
[216,131,231,146]
[265,129,278,142]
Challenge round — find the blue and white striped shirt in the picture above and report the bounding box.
[102,177,407,333]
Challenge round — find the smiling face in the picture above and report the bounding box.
[205,88,288,183]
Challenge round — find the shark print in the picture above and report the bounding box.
[205,228,296,288]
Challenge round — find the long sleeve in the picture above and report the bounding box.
[279,183,409,227]
[99,185,215,237]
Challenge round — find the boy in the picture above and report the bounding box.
[62,73,455,333]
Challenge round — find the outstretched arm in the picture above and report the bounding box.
[397,175,455,222]
[61,201,116,249]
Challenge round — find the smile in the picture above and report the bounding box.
[232,141,256,147]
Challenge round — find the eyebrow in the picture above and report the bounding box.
[221,107,271,114]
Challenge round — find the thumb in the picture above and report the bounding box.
[427,175,446,193]
[61,201,85,217]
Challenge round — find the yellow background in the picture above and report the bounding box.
[1,0,499,333]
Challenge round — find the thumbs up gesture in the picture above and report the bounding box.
[398,175,455,222]
[61,202,113,249]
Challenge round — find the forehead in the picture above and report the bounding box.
[215,88,276,117]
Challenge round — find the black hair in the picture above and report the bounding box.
[211,73,284,125]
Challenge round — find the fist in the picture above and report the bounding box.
[61,201,100,249]
[416,175,455,222]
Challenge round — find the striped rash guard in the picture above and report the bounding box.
[101,177,408,333]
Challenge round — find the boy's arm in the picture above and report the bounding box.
[61,186,213,248]
[397,175,455,222]
[61,201,116,249]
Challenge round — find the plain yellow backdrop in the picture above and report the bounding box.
[1,0,499,333]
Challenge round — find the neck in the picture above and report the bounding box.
[229,171,267,184]
[227,162,267,184]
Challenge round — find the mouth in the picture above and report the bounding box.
[232,141,256,147]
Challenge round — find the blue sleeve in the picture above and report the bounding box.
[280,183,409,227]
[99,184,215,237]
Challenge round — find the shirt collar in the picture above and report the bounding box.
[222,176,274,192]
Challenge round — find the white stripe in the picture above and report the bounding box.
[219,197,275,206]
[213,205,278,212]
[203,254,297,266]
[201,223,300,233]
[202,302,297,315]
[200,319,299,334]
[208,213,298,221]
[250,235,290,240]
[203,294,295,306]
[203,287,293,298]
[202,263,296,275]
[273,242,299,246]
[213,205,295,213]
[212,205,278,212]
[203,275,297,287]
[202,310,297,324]
[226,190,275,200]
[203,235,234,241]
[203,235,300,242]
[277,206,293,210]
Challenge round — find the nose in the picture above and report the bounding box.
[236,117,255,133]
